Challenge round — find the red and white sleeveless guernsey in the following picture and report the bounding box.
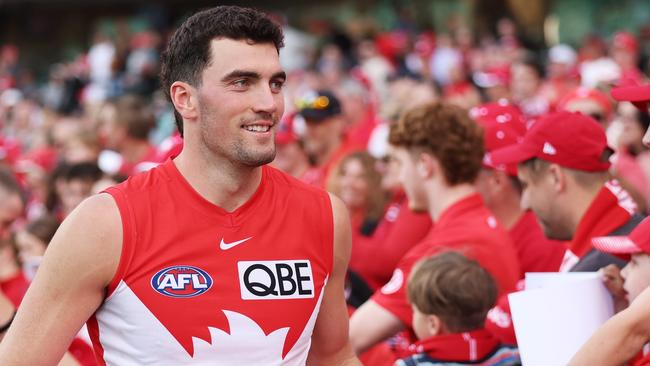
[87,159,334,365]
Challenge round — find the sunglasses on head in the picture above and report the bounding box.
[296,96,330,110]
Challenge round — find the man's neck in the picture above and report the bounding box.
[428,183,477,222]
[315,140,342,168]
[489,193,524,230]
[173,148,263,212]
[567,183,605,237]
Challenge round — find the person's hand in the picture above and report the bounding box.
[600,264,629,313]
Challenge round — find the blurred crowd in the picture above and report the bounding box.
[1,8,650,366]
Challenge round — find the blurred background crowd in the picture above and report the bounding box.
[1,0,650,365]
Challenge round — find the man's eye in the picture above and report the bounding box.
[233,79,249,88]
[270,80,285,92]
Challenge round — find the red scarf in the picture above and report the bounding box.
[406,329,500,362]
[561,180,636,270]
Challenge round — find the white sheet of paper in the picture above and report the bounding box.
[509,276,614,366]
[524,271,601,290]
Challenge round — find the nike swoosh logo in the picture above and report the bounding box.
[220,237,253,250]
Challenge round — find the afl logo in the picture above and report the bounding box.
[151,266,213,298]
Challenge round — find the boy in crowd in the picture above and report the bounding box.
[569,216,650,365]
[396,251,520,366]
[568,73,650,366]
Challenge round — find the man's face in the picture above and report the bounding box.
[475,169,496,209]
[511,64,540,100]
[16,230,47,264]
[303,117,341,165]
[642,119,650,148]
[195,38,286,167]
[621,253,650,302]
[61,179,95,216]
[390,146,428,212]
[337,158,369,211]
[518,164,572,240]
[270,142,304,174]
[0,190,23,241]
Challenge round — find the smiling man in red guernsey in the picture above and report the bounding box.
[0,6,360,366]
[348,102,520,359]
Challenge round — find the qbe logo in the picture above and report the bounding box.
[151,265,213,298]
[238,260,314,300]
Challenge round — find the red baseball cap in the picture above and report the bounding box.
[611,79,650,112]
[592,217,650,254]
[275,113,297,145]
[612,31,639,54]
[470,102,527,176]
[558,87,613,119]
[489,111,612,172]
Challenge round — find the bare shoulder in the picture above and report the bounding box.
[44,192,122,287]
[327,193,352,264]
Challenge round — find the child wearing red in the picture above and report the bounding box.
[396,252,520,366]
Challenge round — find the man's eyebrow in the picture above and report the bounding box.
[221,70,261,83]
[271,71,287,81]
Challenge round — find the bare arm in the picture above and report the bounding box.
[307,194,361,366]
[0,194,122,365]
[569,286,650,366]
[349,299,404,354]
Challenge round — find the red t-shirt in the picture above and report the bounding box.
[345,108,380,148]
[310,139,364,189]
[1,273,97,365]
[509,211,566,276]
[372,194,520,326]
[353,193,432,290]
[633,352,650,365]
[0,272,30,307]
[397,328,519,365]
[119,144,160,177]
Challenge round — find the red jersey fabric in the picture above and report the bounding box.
[311,138,364,189]
[372,194,520,326]
[632,346,650,366]
[398,329,518,364]
[118,144,160,176]
[486,180,638,345]
[88,160,334,365]
[1,272,97,365]
[0,272,29,307]
[508,211,565,275]
[345,107,380,148]
[354,192,432,290]
[560,180,636,271]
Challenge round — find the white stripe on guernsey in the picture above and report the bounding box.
[96,280,326,365]
[96,281,192,365]
[559,250,579,272]
[462,332,478,361]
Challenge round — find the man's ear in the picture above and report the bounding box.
[417,152,440,180]
[548,163,567,193]
[170,81,199,123]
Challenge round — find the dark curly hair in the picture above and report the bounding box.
[160,6,284,136]
[389,102,484,185]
